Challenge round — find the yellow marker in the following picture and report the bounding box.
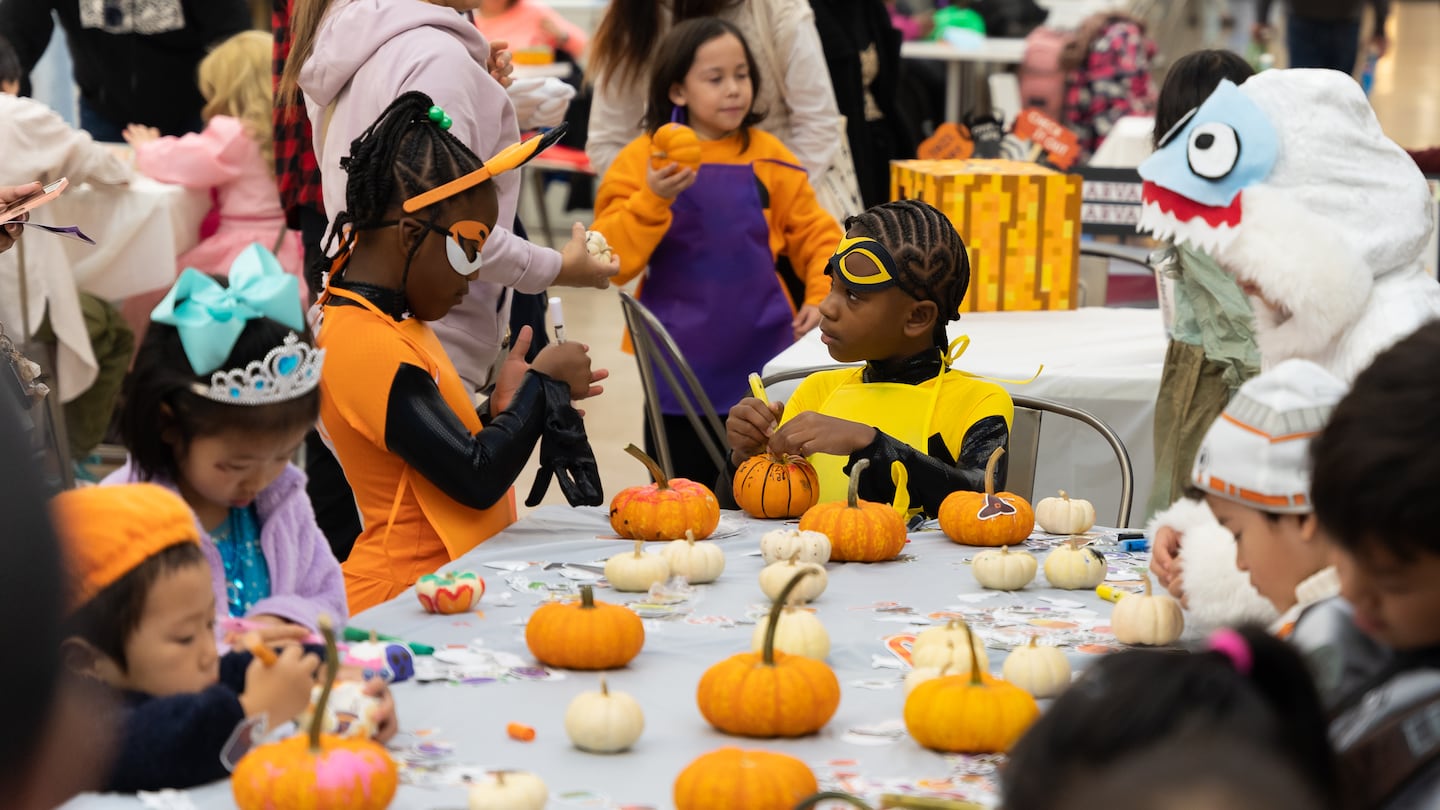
[1096,584,1131,603]
[748,372,769,405]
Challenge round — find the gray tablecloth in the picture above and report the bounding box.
[64,506,1143,810]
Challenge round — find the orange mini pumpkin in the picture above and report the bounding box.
[232,618,398,810]
[525,584,645,669]
[650,122,703,172]
[673,747,818,810]
[733,452,820,519]
[903,620,1039,753]
[939,447,1035,547]
[798,458,907,562]
[610,444,720,540]
[696,569,840,737]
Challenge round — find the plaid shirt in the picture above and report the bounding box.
[272,0,323,229]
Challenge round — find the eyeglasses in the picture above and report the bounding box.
[826,236,899,290]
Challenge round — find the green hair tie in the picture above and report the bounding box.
[426,104,452,131]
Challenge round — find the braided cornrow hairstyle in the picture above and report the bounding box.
[315,91,486,297]
[845,200,971,348]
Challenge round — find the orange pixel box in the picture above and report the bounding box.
[890,159,1082,312]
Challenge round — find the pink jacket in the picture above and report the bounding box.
[476,0,587,59]
[300,0,561,389]
[136,116,285,228]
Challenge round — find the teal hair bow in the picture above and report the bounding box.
[150,243,305,375]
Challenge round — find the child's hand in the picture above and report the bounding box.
[1150,525,1188,600]
[792,305,821,339]
[532,341,608,402]
[225,615,309,649]
[239,645,321,727]
[558,222,616,289]
[362,677,399,743]
[647,162,697,200]
[769,412,877,458]
[122,124,160,147]
[727,396,784,465]
[488,39,515,88]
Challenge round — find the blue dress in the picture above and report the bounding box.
[211,505,272,617]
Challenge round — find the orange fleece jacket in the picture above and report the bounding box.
[592,128,842,307]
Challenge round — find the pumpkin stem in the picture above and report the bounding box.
[982,447,1005,497]
[600,676,609,697]
[793,792,874,810]
[1059,490,1069,501]
[580,584,596,609]
[686,530,696,547]
[1028,635,1039,650]
[764,568,813,666]
[309,614,339,752]
[632,539,644,558]
[960,620,985,687]
[847,458,870,508]
[625,443,670,490]
[1141,569,1153,596]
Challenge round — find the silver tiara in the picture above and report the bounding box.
[189,332,324,406]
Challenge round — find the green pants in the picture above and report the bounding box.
[1148,340,1247,519]
[35,295,134,459]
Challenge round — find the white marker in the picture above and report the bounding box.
[548,296,566,343]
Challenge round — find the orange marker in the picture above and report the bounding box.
[243,632,278,666]
[507,722,536,742]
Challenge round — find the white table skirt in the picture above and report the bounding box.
[763,308,1167,527]
[62,506,1155,809]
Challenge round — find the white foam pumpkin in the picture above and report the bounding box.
[911,620,991,672]
[1002,637,1072,698]
[659,531,725,584]
[1112,571,1185,646]
[604,540,670,592]
[1043,538,1108,590]
[468,770,549,810]
[563,677,644,753]
[758,555,827,603]
[1035,490,1096,535]
[904,645,960,694]
[972,545,1038,591]
[750,605,829,659]
[759,528,831,565]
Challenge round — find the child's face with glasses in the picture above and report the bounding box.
[402,182,500,321]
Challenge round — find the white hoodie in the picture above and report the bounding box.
[300,0,561,388]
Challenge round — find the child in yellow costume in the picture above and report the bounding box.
[727,199,1013,515]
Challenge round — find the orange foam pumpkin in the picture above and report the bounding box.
[610,444,720,540]
[903,620,1039,753]
[673,747,818,810]
[232,618,398,810]
[696,569,840,737]
[525,584,645,670]
[798,458,907,561]
[650,123,703,172]
[733,452,820,519]
[939,447,1035,547]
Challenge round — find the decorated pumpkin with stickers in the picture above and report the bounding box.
[938,448,1035,546]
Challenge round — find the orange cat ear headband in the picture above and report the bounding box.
[402,121,569,214]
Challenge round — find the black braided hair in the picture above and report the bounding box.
[313,91,486,297]
[844,199,970,348]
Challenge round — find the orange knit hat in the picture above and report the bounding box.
[50,484,200,612]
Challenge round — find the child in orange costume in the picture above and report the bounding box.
[591,17,842,487]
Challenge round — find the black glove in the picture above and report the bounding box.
[525,376,603,507]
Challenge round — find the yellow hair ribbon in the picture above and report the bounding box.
[942,335,1043,384]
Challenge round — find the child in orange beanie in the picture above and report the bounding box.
[53,484,395,792]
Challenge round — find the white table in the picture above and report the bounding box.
[900,38,1027,125]
[53,175,209,302]
[1088,115,1156,169]
[763,308,1167,527]
[62,505,1148,809]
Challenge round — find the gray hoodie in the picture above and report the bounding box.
[300,0,561,387]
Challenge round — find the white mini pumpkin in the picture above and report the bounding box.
[659,531,725,584]
[468,770,549,810]
[563,677,645,753]
[750,605,829,659]
[758,555,827,603]
[1112,571,1185,646]
[904,645,959,694]
[604,540,670,592]
[971,545,1038,591]
[910,620,991,672]
[584,229,613,263]
[1002,637,1072,698]
[759,527,832,565]
[1043,538,1108,590]
[1034,490,1096,535]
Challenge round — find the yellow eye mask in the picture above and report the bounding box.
[826,235,900,291]
[402,123,569,214]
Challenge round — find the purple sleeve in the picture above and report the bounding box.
[246,479,348,631]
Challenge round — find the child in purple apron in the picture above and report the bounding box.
[592,17,843,487]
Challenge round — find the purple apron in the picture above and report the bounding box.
[643,161,796,415]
